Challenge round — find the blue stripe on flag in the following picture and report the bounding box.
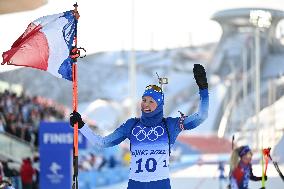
[58,10,77,81]
[59,57,73,81]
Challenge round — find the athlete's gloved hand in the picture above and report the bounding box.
[193,64,208,90]
[70,111,85,129]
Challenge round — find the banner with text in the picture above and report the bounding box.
[39,122,86,189]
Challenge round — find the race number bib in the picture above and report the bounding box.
[129,124,170,182]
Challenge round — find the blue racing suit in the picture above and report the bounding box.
[80,89,209,189]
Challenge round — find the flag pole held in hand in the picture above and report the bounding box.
[71,3,80,189]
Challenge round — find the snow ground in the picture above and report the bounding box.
[97,163,284,189]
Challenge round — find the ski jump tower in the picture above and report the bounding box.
[212,8,284,53]
[210,8,284,149]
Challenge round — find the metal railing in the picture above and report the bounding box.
[0,132,34,162]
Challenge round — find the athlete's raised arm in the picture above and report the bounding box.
[183,64,209,130]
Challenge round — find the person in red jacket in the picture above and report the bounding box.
[20,158,34,189]
[0,161,3,183]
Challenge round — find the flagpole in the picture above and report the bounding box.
[72,3,80,189]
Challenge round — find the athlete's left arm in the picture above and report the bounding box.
[183,88,209,130]
[249,165,265,181]
[182,64,209,130]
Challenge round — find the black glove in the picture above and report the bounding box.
[193,64,208,90]
[256,175,267,182]
[70,111,85,129]
[264,175,267,181]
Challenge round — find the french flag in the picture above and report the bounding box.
[2,11,77,81]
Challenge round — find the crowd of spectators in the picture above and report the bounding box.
[0,89,129,188]
[0,89,67,146]
[78,146,131,173]
[79,153,107,172]
[0,155,39,189]
[0,159,19,189]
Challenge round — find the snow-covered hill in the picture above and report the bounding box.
[0,46,215,132]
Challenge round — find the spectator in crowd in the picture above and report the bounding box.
[108,155,118,168]
[0,107,6,133]
[0,90,66,146]
[97,156,107,171]
[218,161,226,189]
[2,161,19,189]
[0,120,5,133]
[0,179,15,189]
[79,153,107,171]
[32,155,39,189]
[80,155,93,171]
[2,161,17,180]
[20,158,34,189]
[0,161,3,183]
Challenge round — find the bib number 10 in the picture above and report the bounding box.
[135,158,167,173]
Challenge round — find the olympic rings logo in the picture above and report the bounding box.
[132,125,164,142]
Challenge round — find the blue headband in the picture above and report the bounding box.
[239,145,251,157]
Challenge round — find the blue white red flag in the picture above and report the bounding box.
[2,10,77,81]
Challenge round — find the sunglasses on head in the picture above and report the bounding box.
[145,85,162,92]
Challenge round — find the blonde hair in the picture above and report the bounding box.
[229,146,242,176]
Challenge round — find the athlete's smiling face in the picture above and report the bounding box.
[141,96,158,113]
[241,151,252,165]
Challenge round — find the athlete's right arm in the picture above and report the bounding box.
[79,118,135,149]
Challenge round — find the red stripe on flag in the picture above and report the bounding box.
[2,23,49,71]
